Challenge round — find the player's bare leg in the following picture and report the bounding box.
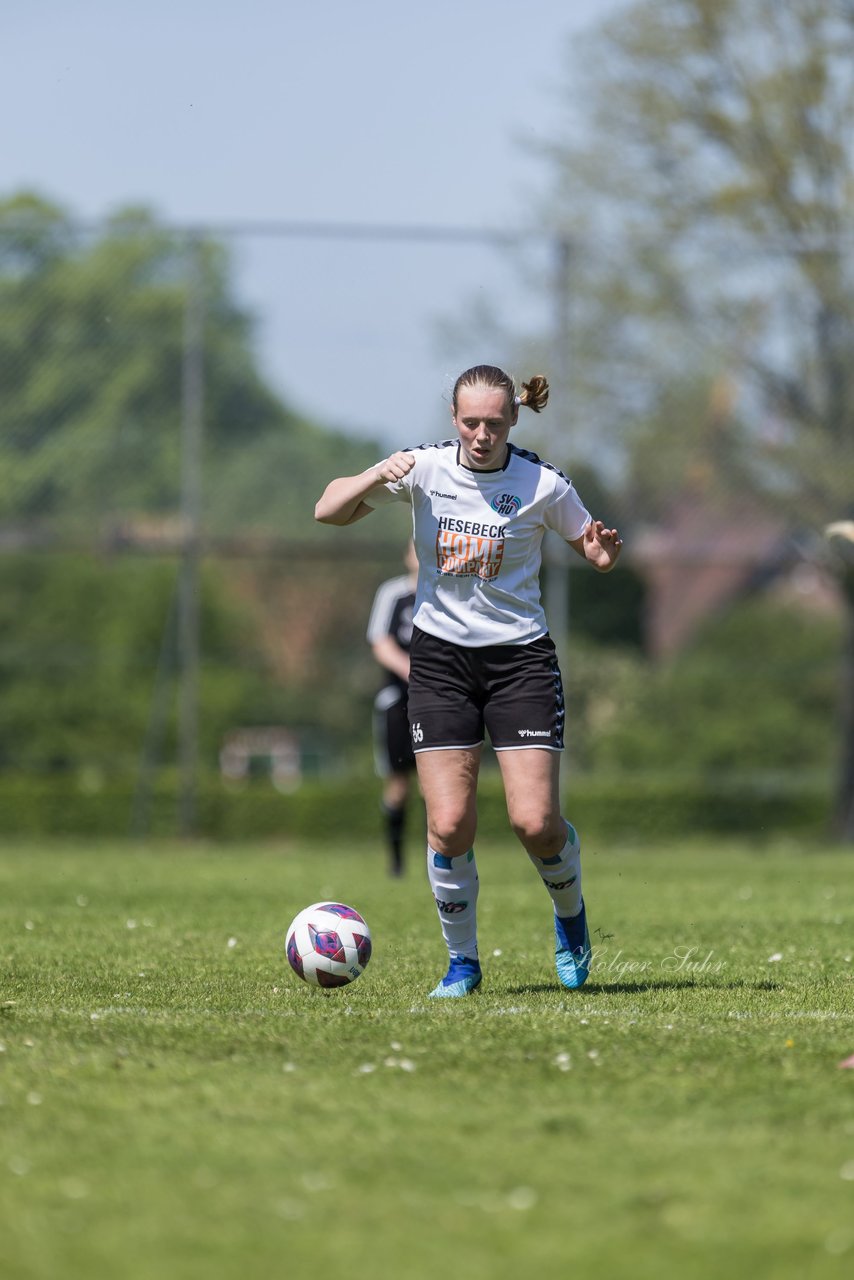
[381,771,410,877]
[415,746,480,856]
[496,747,564,858]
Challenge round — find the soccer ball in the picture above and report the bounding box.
[285,902,372,989]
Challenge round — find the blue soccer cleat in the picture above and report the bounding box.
[428,953,482,998]
[555,900,591,990]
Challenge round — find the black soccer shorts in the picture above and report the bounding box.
[372,684,417,776]
[406,626,565,753]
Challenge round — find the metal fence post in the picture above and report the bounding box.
[545,235,572,792]
[178,234,204,835]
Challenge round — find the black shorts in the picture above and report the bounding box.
[407,627,565,753]
[373,684,417,776]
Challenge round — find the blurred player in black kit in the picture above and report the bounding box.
[366,542,419,875]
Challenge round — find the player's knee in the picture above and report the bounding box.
[427,805,476,856]
[508,808,563,855]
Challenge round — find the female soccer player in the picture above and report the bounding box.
[315,365,622,997]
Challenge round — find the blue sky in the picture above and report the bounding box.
[5,0,627,446]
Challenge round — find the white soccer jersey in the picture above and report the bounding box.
[366,440,591,647]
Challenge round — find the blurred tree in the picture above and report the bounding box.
[542,0,854,835]
[0,555,276,776]
[0,191,379,532]
[566,599,841,778]
[0,193,398,784]
[546,462,646,648]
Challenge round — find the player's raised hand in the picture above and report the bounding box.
[316,452,415,525]
[376,452,416,483]
[583,519,623,571]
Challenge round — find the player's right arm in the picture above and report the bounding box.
[314,452,416,526]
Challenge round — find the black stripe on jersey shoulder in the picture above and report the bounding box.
[508,442,569,482]
[403,439,458,453]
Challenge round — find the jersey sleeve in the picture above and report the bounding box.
[363,463,414,509]
[543,474,591,542]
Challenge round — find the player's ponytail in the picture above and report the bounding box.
[516,375,549,414]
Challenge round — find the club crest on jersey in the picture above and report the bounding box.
[490,493,522,517]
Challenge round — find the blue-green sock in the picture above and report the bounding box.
[529,821,582,918]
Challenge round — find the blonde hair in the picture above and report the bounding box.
[452,365,549,415]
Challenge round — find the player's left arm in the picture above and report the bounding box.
[568,519,623,572]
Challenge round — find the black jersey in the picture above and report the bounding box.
[366,574,416,690]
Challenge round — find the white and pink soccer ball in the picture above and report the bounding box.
[285,902,372,989]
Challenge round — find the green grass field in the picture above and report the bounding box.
[1,835,853,1279]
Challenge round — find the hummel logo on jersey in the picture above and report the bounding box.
[518,729,551,738]
[490,492,522,516]
[430,490,457,500]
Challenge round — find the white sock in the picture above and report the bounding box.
[426,845,479,960]
[529,821,582,919]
